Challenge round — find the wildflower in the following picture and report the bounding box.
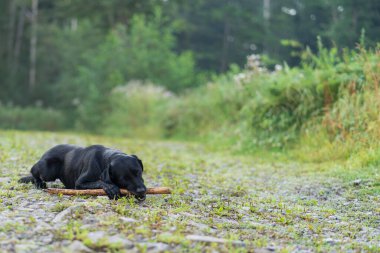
[275,64,283,72]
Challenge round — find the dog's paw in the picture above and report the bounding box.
[36,181,47,189]
[104,184,121,200]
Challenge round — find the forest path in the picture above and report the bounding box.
[0,131,379,252]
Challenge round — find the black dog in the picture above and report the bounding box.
[19,144,147,200]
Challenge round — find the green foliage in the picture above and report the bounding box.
[0,105,67,131]
[103,81,173,138]
[44,20,103,110]
[228,46,378,150]
[124,11,198,91]
[2,0,380,109]
[3,39,379,161]
[73,11,198,131]
[101,45,380,155]
[1,0,380,163]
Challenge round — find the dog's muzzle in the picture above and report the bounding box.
[135,187,147,201]
[135,194,146,201]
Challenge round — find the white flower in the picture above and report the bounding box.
[275,64,283,72]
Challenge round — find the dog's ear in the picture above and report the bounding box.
[132,155,143,171]
[101,165,112,183]
[101,160,113,183]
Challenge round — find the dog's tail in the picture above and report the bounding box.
[18,175,35,184]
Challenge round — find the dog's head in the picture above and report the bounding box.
[108,154,147,201]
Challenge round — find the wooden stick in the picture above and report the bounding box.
[45,187,171,196]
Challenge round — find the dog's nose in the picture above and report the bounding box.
[136,187,146,194]
[135,187,147,202]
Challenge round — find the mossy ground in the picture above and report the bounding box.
[0,130,379,252]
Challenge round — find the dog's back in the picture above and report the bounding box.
[19,144,80,184]
[41,144,80,161]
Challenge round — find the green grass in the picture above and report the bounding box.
[0,130,379,252]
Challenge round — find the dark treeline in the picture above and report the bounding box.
[0,0,379,110]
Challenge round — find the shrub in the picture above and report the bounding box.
[94,43,380,158]
[153,46,380,152]
[0,105,67,131]
[103,81,173,138]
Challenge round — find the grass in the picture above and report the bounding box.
[0,130,379,252]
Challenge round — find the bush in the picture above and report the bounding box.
[103,81,173,138]
[99,46,380,164]
[0,105,68,131]
[99,45,380,156]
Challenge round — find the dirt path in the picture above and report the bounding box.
[0,131,379,252]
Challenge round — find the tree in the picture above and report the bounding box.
[29,0,38,95]
[0,0,379,109]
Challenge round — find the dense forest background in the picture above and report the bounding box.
[0,0,380,155]
[1,0,379,105]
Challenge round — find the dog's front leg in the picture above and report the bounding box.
[31,164,47,189]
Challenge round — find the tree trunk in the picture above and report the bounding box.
[220,20,230,72]
[263,0,270,54]
[352,8,358,33]
[29,0,38,94]
[263,0,271,21]
[7,0,17,69]
[13,4,26,77]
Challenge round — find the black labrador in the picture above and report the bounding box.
[19,144,147,200]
